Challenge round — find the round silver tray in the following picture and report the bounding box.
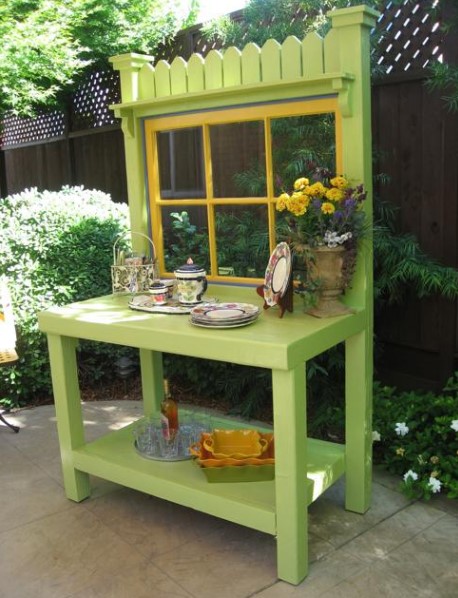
[134,440,192,462]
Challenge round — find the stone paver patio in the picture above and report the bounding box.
[1,401,456,597]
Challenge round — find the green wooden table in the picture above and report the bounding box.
[38,284,371,585]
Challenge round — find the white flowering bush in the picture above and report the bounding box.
[372,379,458,500]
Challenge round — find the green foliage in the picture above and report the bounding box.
[164,211,210,272]
[203,0,383,49]
[373,199,458,306]
[0,0,198,117]
[164,209,269,277]
[424,2,458,113]
[216,209,269,277]
[426,61,458,113]
[372,379,458,500]
[0,186,132,407]
[164,355,272,421]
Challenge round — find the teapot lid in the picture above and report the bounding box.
[175,257,205,274]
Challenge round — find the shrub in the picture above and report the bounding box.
[372,379,458,499]
[0,186,131,407]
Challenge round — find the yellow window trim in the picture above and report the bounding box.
[145,97,342,283]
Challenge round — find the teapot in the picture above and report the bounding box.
[174,258,208,305]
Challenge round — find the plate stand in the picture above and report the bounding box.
[256,271,293,318]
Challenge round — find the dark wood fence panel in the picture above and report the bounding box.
[372,76,458,391]
[71,128,127,203]
[2,127,127,203]
[3,140,71,194]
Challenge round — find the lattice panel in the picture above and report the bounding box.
[375,0,443,74]
[1,111,66,147]
[71,70,121,131]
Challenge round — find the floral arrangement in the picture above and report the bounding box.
[276,168,367,252]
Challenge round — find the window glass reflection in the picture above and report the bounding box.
[210,122,266,198]
[157,128,206,199]
[162,207,210,273]
[271,114,336,193]
[215,205,269,278]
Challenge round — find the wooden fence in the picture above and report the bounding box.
[1,1,457,391]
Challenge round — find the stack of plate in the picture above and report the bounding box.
[189,302,260,329]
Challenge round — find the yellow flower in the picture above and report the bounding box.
[396,447,405,456]
[288,192,308,216]
[430,470,439,478]
[430,456,440,464]
[321,202,335,215]
[276,192,290,212]
[325,187,345,202]
[330,176,348,189]
[305,182,326,197]
[293,177,309,191]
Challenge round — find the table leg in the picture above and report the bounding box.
[139,349,164,416]
[345,329,372,513]
[272,364,308,585]
[46,333,90,502]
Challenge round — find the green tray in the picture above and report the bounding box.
[194,460,275,483]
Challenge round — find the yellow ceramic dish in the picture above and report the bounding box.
[190,432,275,468]
[202,429,269,459]
[194,461,275,483]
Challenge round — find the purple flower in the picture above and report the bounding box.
[344,198,356,210]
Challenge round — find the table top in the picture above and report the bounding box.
[38,284,366,370]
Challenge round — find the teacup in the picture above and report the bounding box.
[174,258,207,305]
[161,279,175,300]
[149,282,168,305]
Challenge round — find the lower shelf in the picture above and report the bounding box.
[72,420,345,536]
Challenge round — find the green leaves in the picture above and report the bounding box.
[372,380,458,500]
[0,0,197,117]
[0,186,129,407]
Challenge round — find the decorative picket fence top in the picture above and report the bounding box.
[111,31,345,104]
[110,6,379,113]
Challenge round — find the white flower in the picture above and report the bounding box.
[403,469,418,482]
[395,422,409,436]
[428,477,442,493]
[451,420,458,432]
[323,230,352,248]
[372,431,381,442]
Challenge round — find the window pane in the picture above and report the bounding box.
[162,207,210,273]
[157,127,206,199]
[210,122,266,198]
[271,113,336,193]
[215,205,269,278]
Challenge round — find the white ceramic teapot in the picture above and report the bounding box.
[174,258,208,305]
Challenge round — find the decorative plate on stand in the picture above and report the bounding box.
[263,242,292,307]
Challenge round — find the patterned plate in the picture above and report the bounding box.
[263,242,292,307]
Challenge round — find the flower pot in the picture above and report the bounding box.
[304,246,354,318]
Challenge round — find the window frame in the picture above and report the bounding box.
[144,97,342,284]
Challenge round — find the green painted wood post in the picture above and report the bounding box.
[272,365,308,584]
[139,349,164,416]
[46,334,91,501]
[109,53,154,249]
[329,5,379,514]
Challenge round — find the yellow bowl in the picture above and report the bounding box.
[203,429,269,460]
[189,432,275,466]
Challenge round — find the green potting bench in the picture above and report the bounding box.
[39,5,377,585]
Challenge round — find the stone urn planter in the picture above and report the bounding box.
[303,245,354,318]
